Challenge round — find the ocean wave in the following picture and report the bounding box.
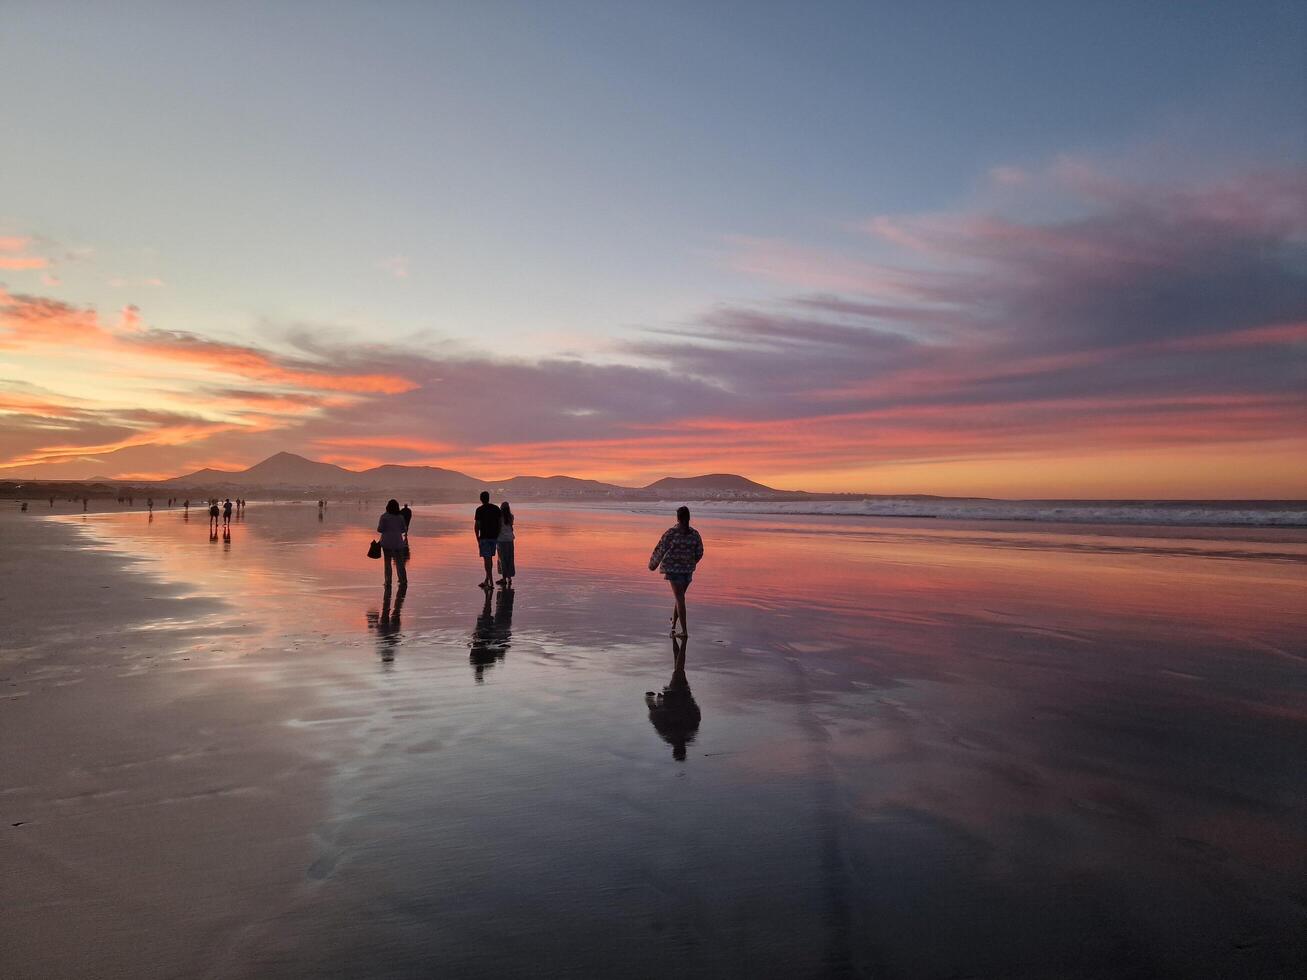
[681,498,1307,528]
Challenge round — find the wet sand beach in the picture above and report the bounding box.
[2,502,1305,978]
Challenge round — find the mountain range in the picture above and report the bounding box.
[164,452,785,496]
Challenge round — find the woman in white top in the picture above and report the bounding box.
[496,501,516,588]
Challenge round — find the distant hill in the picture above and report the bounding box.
[161,454,793,497]
[174,466,246,484]
[171,452,356,488]
[169,452,479,490]
[356,463,479,490]
[643,473,780,494]
[238,452,355,486]
[491,475,624,493]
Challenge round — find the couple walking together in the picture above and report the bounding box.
[376,498,414,591]
[475,491,516,589]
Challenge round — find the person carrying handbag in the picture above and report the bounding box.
[376,498,409,591]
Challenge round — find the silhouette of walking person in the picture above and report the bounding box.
[208,500,220,531]
[648,505,704,637]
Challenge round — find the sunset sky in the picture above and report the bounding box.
[2,2,1304,496]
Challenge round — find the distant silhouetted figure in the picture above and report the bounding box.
[496,501,516,588]
[646,636,701,761]
[20,501,28,512]
[474,491,502,589]
[209,501,220,530]
[183,499,189,513]
[400,502,412,529]
[377,498,409,591]
[649,505,704,637]
[147,497,154,512]
[222,498,233,526]
[82,497,88,511]
[48,496,54,508]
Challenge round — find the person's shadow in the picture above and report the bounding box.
[646,636,702,761]
[366,586,407,666]
[469,588,514,682]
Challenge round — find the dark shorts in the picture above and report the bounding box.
[478,538,498,559]
[664,572,693,588]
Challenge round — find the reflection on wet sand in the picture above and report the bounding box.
[366,586,406,664]
[24,503,1307,979]
[469,587,514,681]
[646,635,702,761]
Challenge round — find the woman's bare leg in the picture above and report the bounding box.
[672,581,688,636]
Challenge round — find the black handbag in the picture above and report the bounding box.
[367,539,382,560]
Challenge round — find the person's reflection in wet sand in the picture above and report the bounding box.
[646,636,701,761]
[222,525,231,552]
[366,587,406,666]
[468,587,514,682]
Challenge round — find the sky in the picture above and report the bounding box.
[1,1,1304,496]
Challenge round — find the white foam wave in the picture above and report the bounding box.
[681,498,1307,528]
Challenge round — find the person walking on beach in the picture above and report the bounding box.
[208,500,220,530]
[474,491,502,589]
[648,506,704,637]
[222,498,233,526]
[496,501,516,588]
[400,502,412,529]
[377,498,409,591]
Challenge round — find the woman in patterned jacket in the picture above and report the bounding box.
[648,505,704,637]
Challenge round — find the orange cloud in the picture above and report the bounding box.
[0,290,416,395]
